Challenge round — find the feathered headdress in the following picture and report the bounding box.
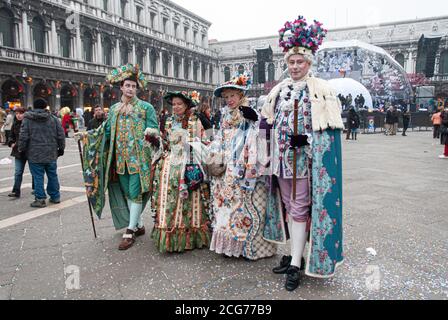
[279,15,327,59]
[214,72,252,98]
[107,63,147,88]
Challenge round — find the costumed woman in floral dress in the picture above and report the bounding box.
[208,73,277,261]
[261,16,344,291]
[76,64,161,251]
[152,91,211,253]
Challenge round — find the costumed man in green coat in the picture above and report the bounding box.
[76,64,161,251]
[260,16,344,291]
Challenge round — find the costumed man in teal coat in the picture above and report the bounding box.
[260,16,344,291]
[76,64,161,251]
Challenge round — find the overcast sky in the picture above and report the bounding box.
[171,0,448,41]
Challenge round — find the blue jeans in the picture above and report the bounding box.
[12,158,34,195]
[29,162,60,201]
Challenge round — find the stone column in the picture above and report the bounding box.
[100,88,104,107]
[78,86,84,110]
[180,56,185,79]
[169,54,174,77]
[159,52,163,75]
[97,33,103,64]
[22,11,31,50]
[189,60,194,80]
[25,83,33,109]
[51,20,58,55]
[76,27,82,60]
[55,88,61,111]
[132,42,136,64]
[145,49,150,73]
[115,38,121,66]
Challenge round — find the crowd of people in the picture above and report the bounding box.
[431,106,448,159]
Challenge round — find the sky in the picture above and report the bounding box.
[171,0,448,41]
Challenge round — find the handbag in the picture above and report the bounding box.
[184,120,204,191]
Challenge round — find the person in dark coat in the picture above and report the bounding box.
[87,105,106,130]
[195,102,213,131]
[7,107,34,198]
[439,108,448,159]
[385,105,394,135]
[402,110,411,136]
[346,107,360,140]
[18,99,65,208]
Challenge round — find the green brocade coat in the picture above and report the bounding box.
[81,97,159,230]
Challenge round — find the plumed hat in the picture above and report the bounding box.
[214,72,252,98]
[107,63,147,88]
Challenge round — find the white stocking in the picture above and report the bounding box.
[287,215,294,258]
[290,219,308,269]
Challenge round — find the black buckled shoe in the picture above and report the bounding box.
[285,266,301,292]
[273,255,292,274]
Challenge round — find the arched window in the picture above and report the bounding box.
[253,64,258,85]
[224,66,230,82]
[268,63,275,82]
[0,8,15,47]
[82,31,93,62]
[173,56,180,78]
[201,63,206,82]
[193,61,200,81]
[238,65,244,75]
[31,16,46,53]
[209,64,213,83]
[59,26,71,58]
[120,40,128,65]
[162,52,169,76]
[150,49,157,74]
[102,36,112,65]
[395,53,405,68]
[184,59,190,79]
[136,48,144,70]
[439,50,448,75]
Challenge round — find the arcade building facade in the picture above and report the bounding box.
[0,0,219,111]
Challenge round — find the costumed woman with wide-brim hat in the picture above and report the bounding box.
[151,90,212,253]
[261,16,345,291]
[208,73,277,261]
[76,64,161,251]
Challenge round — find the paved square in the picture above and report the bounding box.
[0,131,446,300]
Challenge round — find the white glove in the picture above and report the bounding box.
[74,132,86,142]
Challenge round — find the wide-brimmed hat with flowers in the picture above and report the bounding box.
[164,90,201,108]
[106,63,147,88]
[279,15,327,60]
[214,72,252,98]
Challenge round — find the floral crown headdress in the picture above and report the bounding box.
[279,16,327,57]
[214,72,252,98]
[107,63,147,88]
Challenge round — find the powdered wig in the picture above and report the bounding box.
[285,52,314,66]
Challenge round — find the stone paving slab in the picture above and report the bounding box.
[0,132,447,300]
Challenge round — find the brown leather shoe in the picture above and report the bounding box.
[118,229,135,251]
[135,226,146,237]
